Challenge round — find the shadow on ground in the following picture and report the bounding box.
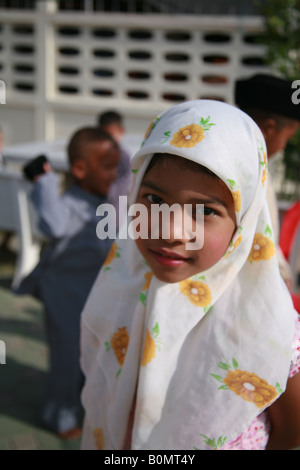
[0,247,80,450]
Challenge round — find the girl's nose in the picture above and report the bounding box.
[158,204,204,250]
[151,204,194,243]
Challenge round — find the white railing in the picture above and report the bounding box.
[0,1,268,146]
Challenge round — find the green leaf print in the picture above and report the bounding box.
[227,179,236,190]
[257,139,264,153]
[210,373,224,383]
[203,306,212,314]
[139,292,147,305]
[218,361,232,371]
[162,131,172,143]
[152,322,160,338]
[217,436,227,448]
[218,384,229,390]
[199,116,215,131]
[191,274,206,281]
[232,358,239,369]
[199,434,227,449]
[264,225,273,237]
[211,357,239,387]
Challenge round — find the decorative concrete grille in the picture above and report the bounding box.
[54,24,267,106]
[0,2,268,143]
[0,22,37,96]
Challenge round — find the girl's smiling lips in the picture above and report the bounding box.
[150,247,190,267]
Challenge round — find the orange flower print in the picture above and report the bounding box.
[103,242,120,267]
[180,279,212,307]
[232,190,241,212]
[224,235,242,259]
[93,428,105,450]
[141,328,156,366]
[171,124,205,148]
[142,115,160,146]
[110,327,129,366]
[262,168,267,187]
[141,323,161,367]
[139,272,154,305]
[233,235,242,249]
[143,122,154,141]
[263,151,267,165]
[223,369,278,408]
[165,116,214,148]
[259,148,268,187]
[248,233,275,262]
[211,357,280,410]
[227,180,241,212]
[143,272,153,291]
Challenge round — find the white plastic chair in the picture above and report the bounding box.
[0,169,41,290]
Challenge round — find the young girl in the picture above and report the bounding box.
[80,100,300,450]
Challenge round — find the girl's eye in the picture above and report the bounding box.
[192,206,216,218]
[203,206,216,216]
[146,194,163,205]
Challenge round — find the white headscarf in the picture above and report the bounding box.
[80,100,295,450]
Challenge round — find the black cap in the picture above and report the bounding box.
[235,74,300,121]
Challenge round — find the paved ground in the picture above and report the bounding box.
[0,243,80,450]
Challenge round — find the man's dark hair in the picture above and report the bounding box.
[239,106,297,131]
[67,126,117,166]
[97,110,123,127]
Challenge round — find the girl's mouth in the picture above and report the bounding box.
[150,248,190,267]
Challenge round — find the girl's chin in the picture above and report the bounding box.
[148,264,195,284]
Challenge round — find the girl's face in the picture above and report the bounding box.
[135,155,237,283]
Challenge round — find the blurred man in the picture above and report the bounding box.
[235,74,300,289]
[97,111,133,224]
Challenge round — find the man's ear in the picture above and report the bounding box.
[260,118,277,140]
[71,158,87,181]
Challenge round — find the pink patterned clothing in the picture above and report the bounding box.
[223,312,300,450]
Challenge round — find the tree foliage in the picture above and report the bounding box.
[259,0,300,189]
[260,0,300,79]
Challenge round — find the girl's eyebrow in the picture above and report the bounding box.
[140,179,167,194]
[140,180,229,208]
[191,197,229,208]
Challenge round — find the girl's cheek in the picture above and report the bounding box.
[204,232,231,259]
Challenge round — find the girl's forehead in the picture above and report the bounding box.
[145,153,218,177]
[141,154,234,205]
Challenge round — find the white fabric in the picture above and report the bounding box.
[80,100,295,450]
[266,174,293,285]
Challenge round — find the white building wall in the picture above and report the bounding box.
[0,1,269,146]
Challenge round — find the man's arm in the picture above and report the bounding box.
[31,171,70,239]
